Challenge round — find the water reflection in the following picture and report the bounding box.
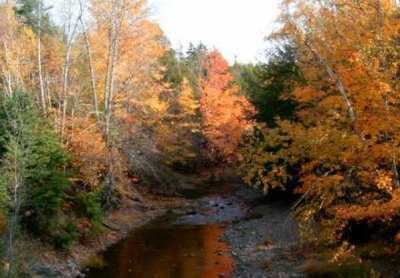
[85,222,235,278]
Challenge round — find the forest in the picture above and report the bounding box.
[0,0,399,277]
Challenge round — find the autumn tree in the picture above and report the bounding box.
[0,0,168,251]
[0,1,36,96]
[200,49,255,163]
[16,0,53,111]
[156,78,201,168]
[242,0,400,247]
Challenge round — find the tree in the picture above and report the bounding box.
[182,42,208,97]
[14,0,57,34]
[0,92,70,270]
[233,45,301,126]
[0,2,36,96]
[242,0,400,245]
[14,0,55,112]
[88,0,164,142]
[156,78,201,168]
[159,47,184,87]
[200,49,255,163]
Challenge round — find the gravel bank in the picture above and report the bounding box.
[226,200,305,278]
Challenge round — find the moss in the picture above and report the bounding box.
[302,260,379,278]
[302,260,338,278]
[82,254,107,269]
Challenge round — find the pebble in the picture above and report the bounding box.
[225,202,303,278]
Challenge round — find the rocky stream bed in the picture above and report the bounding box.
[80,182,305,278]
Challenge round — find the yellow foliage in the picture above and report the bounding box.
[67,119,108,190]
[156,78,201,165]
[243,0,400,246]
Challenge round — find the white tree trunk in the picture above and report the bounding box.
[37,0,46,114]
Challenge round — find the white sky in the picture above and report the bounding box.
[148,0,281,64]
[45,0,281,64]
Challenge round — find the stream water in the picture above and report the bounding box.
[85,183,244,278]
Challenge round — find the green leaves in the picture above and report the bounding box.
[234,45,301,127]
[0,92,74,245]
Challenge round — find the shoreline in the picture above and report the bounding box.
[225,200,305,278]
[24,181,400,278]
[25,193,190,277]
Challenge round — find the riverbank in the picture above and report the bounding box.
[21,189,192,277]
[23,178,247,277]
[225,201,304,278]
[224,194,400,278]
[22,177,400,278]
[84,181,249,277]
[24,180,305,278]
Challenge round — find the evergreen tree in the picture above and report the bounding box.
[14,0,56,34]
[0,92,72,268]
[234,45,301,126]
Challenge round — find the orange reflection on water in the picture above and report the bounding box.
[200,224,235,278]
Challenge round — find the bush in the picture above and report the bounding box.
[76,191,103,234]
[0,92,73,246]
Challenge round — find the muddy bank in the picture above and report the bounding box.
[84,182,249,277]
[225,197,400,278]
[23,193,191,278]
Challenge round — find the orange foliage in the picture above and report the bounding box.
[243,0,400,245]
[200,50,255,161]
[67,118,108,190]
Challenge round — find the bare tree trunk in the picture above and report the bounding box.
[104,48,117,145]
[60,13,79,141]
[104,1,120,145]
[2,41,13,96]
[305,41,357,122]
[37,0,46,114]
[82,28,101,123]
[78,0,101,124]
[46,73,52,112]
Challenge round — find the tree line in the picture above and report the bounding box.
[1,0,400,275]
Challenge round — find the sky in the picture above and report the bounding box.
[148,0,281,64]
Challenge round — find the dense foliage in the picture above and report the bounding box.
[2,0,399,273]
[0,0,255,273]
[240,0,400,249]
[233,45,300,126]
